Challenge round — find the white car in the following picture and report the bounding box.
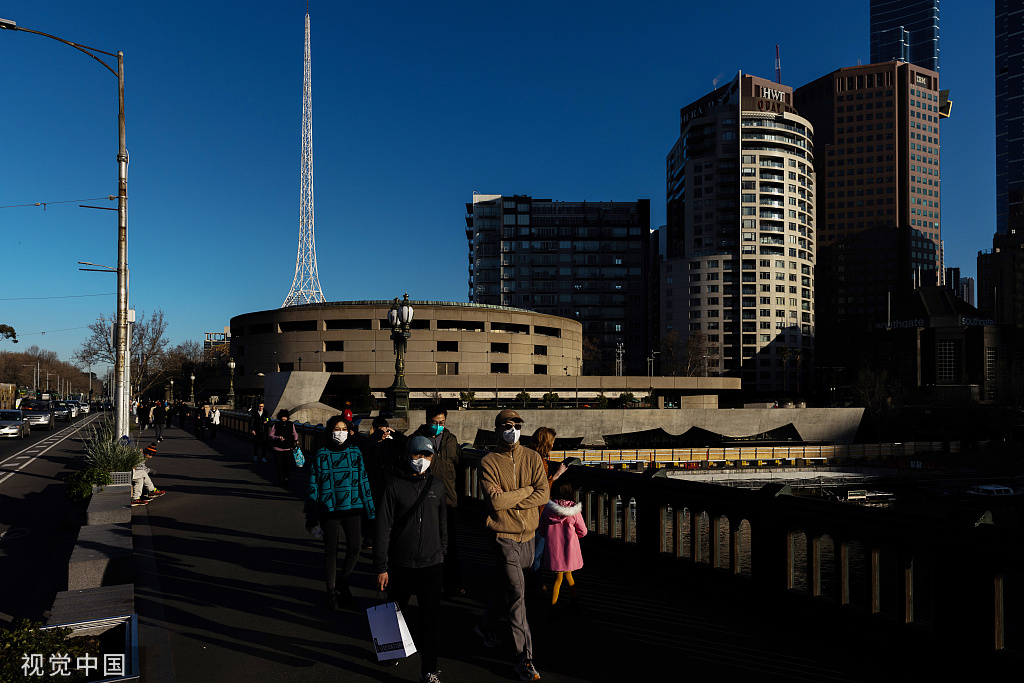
[76,401,91,415]
[0,410,31,439]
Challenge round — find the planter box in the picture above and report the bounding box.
[41,613,139,681]
[110,471,132,486]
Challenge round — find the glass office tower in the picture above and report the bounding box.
[870,0,940,72]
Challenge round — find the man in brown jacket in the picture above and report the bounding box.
[474,409,548,681]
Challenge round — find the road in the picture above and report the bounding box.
[0,411,102,625]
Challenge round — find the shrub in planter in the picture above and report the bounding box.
[0,619,92,681]
[83,416,143,473]
[64,468,113,504]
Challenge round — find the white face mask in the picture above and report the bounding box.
[501,426,521,444]
[410,457,431,473]
[332,430,348,445]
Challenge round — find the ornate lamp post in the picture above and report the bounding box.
[169,378,174,401]
[227,358,236,408]
[386,294,414,420]
[189,373,195,405]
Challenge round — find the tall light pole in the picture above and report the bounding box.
[189,373,195,405]
[387,294,414,420]
[2,18,130,438]
[227,358,236,408]
[169,378,174,402]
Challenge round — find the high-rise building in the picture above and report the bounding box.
[466,195,651,374]
[995,0,1024,236]
[664,73,816,394]
[795,61,946,373]
[870,0,940,72]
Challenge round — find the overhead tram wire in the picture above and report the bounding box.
[0,196,116,210]
[0,293,115,301]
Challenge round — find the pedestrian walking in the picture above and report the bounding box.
[177,401,186,428]
[528,427,566,590]
[305,415,375,609]
[194,404,206,440]
[538,479,587,619]
[268,409,298,486]
[152,402,165,442]
[475,409,548,681]
[249,401,269,462]
[411,405,464,599]
[164,401,172,429]
[373,435,447,683]
[362,416,404,547]
[208,405,220,440]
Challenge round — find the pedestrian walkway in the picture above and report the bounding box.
[132,424,884,682]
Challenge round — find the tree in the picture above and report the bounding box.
[682,330,709,377]
[515,391,531,407]
[852,366,905,442]
[75,309,170,398]
[459,390,475,408]
[0,325,17,344]
[660,331,683,376]
[779,346,792,394]
[542,392,559,408]
[581,338,602,376]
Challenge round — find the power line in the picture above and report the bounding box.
[0,196,116,210]
[18,326,91,337]
[0,293,115,301]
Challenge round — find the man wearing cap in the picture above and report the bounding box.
[373,435,447,683]
[412,405,465,598]
[475,409,548,682]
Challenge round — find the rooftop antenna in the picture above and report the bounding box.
[775,44,782,84]
[283,8,325,307]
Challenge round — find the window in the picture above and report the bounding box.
[324,340,344,352]
[491,342,509,353]
[533,345,547,356]
[437,341,458,352]
[534,364,547,375]
[490,362,509,374]
[324,362,344,372]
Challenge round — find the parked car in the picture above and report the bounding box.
[0,410,31,439]
[77,401,91,415]
[20,400,55,430]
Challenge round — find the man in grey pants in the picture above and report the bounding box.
[475,409,549,681]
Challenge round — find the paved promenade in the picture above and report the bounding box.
[131,423,886,682]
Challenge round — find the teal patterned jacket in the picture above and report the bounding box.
[306,443,376,519]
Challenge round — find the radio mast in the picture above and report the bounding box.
[775,44,782,84]
[283,10,325,307]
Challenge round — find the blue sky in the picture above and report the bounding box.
[0,1,995,371]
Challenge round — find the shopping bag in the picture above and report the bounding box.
[366,601,417,661]
[292,446,305,467]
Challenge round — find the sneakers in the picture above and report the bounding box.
[130,499,149,506]
[148,490,166,497]
[474,621,499,648]
[420,671,442,683]
[514,659,541,681]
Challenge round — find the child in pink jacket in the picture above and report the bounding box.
[538,479,588,617]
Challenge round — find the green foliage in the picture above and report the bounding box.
[0,324,16,343]
[0,619,91,681]
[542,392,559,407]
[612,392,636,408]
[596,392,609,408]
[514,391,531,407]
[65,467,113,504]
[459,391,475,407]
[82,416,143,472]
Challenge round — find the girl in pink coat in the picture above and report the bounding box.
[538,479,588,616]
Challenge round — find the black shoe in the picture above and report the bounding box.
[327,590,341,612]
[444,587,466,600]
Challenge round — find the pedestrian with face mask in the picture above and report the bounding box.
[268,409,299,486]
[475,409,549,681]
[373,435,447,683]
[306,415,375,610]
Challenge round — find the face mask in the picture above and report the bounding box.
[332,430,348,445]
[501,426,521,444]
[428,424,443,437]
[410,457,431,474]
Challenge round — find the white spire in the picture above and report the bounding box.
[283,11,325,307]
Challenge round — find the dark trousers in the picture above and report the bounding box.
[273,448,291,484]
[390,564,442,675]
[443,506,462,593]
[322,511,362,590]
[153,422,162,440]
[481,536,534,661]
[195,417,206,439]
[178,412,186,428]
[208,423,218,440]
[252,434,267,459]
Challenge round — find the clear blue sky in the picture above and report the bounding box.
[0,1,995,371]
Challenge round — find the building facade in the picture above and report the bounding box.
[664,73,816,396]
[795,61,945,378]
[995,0,1022,236]
[870,0,940,72]
[465,195,651,375]
[228,301,737,406]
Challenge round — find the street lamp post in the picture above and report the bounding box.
[227,358,236,408]
[169,378,174,402]
[386,294,414,420]
[1,18,131,438]
[190,374,195,405]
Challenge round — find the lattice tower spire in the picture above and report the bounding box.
[283,11,325,307]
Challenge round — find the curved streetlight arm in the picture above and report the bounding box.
[1,23,119,77]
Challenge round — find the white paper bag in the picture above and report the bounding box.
[366,602,417,661]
